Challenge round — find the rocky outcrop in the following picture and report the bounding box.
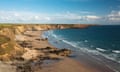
[13,24,92,35]
[0,27,24,61]
[0,24,95,72]
[0,24,93,61]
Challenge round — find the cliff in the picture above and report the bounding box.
[14,24,92,34]
[0,25,23,61]
[0,24,93,61]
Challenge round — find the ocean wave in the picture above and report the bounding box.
[62,39,100,54]
[62,40,80,48]
[84,40,88,42]
[61,39,120,63]
[44,30,120,64]
[112,50,120,54]
[46,30,65,40]
[96,48,107,52]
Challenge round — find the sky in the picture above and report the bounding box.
[0,0,120,24]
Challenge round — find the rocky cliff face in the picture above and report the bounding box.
[0,26,23,61]
[14,24,92,34]
[0,24,93,61]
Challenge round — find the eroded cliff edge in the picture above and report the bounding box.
[14,24,93,34]
[0,24,93,61]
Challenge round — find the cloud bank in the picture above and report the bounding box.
[107,11,120,22]
[0,10,119,24]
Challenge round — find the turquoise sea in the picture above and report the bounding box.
[43,25,120,71]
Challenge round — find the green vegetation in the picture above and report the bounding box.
[0,35,10,44]
[5,42,14,53]
[0,35,14,55]
[0,47,5,55]
[0,42,14,55]
[0,24,13,29]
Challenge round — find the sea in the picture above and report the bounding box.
[42,25,120,71]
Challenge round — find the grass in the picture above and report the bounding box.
[0,42,14,55]
[0,48,5,55]
[4,42,14,53]
[0,24,82,55]
[0,35,10,45]
[0,35,14,55]
[0,24,17,56]
[0,24,13,29]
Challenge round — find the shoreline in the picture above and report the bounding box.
[16,30,116,72]
[0,29,117,72]
[42,30,120,72]
[15,30,72,72]
[47,32,120,72]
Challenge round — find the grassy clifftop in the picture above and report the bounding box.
[0,24,94,61]
[0,35,11,55]
[0,25,22,61]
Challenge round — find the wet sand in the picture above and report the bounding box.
[0,30,116,72]
[17,30,115,72]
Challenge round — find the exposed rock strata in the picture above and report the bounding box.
[0,24,93,72]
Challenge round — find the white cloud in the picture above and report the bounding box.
[0,11,51,23]
[107,10,120,22]
[51,11,101,21]
[45,17,51,21]
[53,11,82,20]
[0,10,101,24]
[84,15,101,21]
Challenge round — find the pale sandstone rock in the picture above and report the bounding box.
[22,50,44,60]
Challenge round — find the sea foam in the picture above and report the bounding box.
[45,30,120,64]
[112,50,120,54]
[96,48,106,52]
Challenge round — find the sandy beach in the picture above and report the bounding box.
[13,30,116,72]
[0,30,115,72]
[0,0,119,71]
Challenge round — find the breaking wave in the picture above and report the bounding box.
[43,30,120,64]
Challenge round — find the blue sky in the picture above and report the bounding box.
[0,0,120,24]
